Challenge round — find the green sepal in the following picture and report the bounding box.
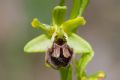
[60,65,72,80]
[24,34,52,53]
[67,33,93,54]
[52,6,67,26]
[61,17,86,33]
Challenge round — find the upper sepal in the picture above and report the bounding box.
[24,34,52,53]
[52,6,67,26]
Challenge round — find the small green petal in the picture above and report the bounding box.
[52,6,67,26]
[31,18,40,28]
[31,18,48,31]
[61,17,86,33]
[24,34,52,53]
[67,33,93,54]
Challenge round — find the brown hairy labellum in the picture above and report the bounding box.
[45,35,73,69]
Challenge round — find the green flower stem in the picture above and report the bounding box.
[60,65,72,80]
[75,59,106,80]
[71,0,90,18]
[70,0,81,19]
[78,51,94,79]
[75,59,87,80]
[78,0,90,16]
[59,0,65,6]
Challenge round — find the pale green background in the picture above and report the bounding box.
[0,0,120,80]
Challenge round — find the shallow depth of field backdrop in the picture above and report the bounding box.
[0,0,120,80]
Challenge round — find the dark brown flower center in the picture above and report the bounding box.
[46,36,73,69]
